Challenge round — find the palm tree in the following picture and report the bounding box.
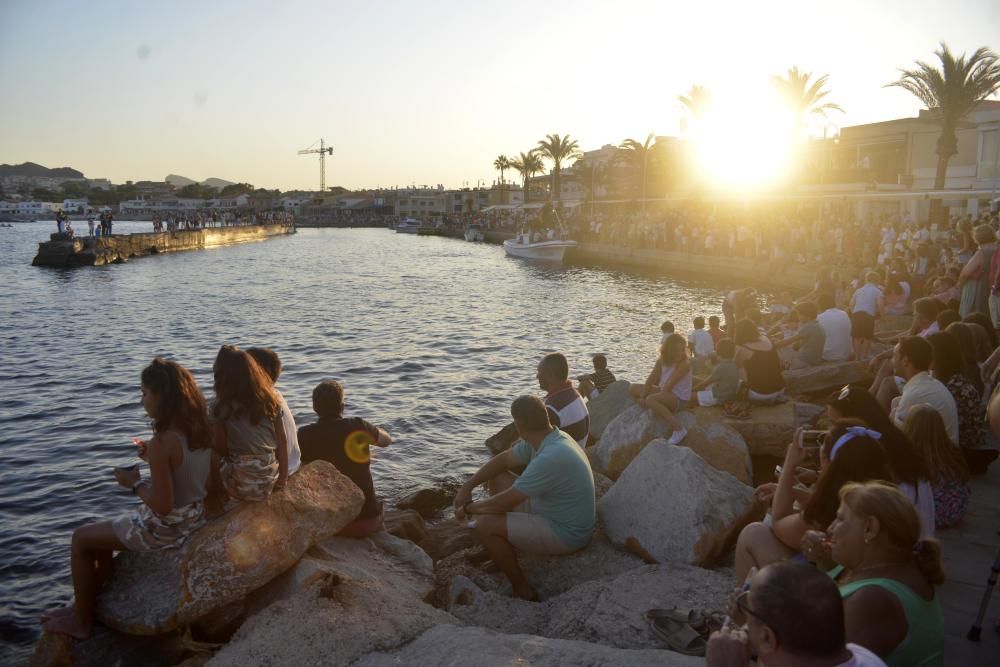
[678,85,711,128]
[886,42,1000,221]
[771,66,843,141]
[493,155,510,184]
[535,133,581,202]
[618,133,657,203]
[573,157,607,217]
[509,150,545,204]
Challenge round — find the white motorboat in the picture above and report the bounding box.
[394,218,420,234]
[503,234,577,262]
[464,224,485,242]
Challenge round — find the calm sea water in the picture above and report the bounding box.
[0,222,725,661]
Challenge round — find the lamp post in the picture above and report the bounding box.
[820,123,840,227]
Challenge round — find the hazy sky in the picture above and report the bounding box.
[1,0,998,192]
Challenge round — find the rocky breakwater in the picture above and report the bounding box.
[31,224,295,268]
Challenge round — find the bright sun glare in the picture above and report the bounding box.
[690,87,797,191]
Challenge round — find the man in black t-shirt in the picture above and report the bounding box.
[297,380,392,537]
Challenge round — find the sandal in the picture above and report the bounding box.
[645,611,707,657]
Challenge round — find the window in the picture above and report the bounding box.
[980,130,1000,181]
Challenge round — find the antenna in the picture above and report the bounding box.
[297,138,334,192]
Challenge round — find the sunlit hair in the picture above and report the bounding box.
[312,380,344,419]
[659,333,687,364]
[973,223,996,246]
[901,405,969,485]
[803,420,894,528]
[927,331,965,383]
[247,347,282,382]
[826,385,928,486]
[140,358,211,450]
[212,344,280,425]
[839,481,945,586]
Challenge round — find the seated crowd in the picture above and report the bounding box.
[42,241,1000,665]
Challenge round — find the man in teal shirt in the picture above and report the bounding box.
[454,395,596,600]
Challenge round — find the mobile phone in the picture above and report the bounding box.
[798,430,826,449]
[774,465,783,477]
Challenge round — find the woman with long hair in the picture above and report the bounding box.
[732,319,785,403]
[901,406,971,529]
[829,481,945,666]
[827,385,934,536]
[957,223,997,317]
[943,322,984,394]
[213,345,288,504]
[41,358,213,639]
[734,421,893,584]
[963,311,998,350]
[629,333,691,445]
[927,331,984,449]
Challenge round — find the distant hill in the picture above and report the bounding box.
[202,177,235,189]
[0,162,85,179]
[165,174,196,187]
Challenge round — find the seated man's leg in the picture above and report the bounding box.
[471,514,535,600]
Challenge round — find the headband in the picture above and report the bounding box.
[829,426,881,461]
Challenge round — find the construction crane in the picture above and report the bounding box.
[297,138,334,192]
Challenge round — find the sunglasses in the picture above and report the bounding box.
[736,590,780,641]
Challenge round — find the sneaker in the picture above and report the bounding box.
[666,428,688,446]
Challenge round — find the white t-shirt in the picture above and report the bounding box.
[899,480,936,538]
[688,328,714,357]
[851,283,882,316]
[837,643,888,667]
[275,390,301,473]
[817,308,853,361]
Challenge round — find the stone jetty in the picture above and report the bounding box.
[31,224,295,268]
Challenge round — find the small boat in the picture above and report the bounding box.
[464,224,485,242]
[416,225,443,236]
[503,234,577,262]
[394,219,420,234]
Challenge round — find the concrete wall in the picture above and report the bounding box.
[33,224,294,267]
[565,242,815,291]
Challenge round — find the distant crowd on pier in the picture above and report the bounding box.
[52,209,294,238]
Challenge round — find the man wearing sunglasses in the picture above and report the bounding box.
[707,562,886,666]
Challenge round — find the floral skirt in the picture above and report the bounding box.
[221,452,278,504]
[111,500,206,551]
[932,479,971,529]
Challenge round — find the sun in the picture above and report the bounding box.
[689,86,797,191]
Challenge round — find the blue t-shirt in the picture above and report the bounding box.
[511,429,596,549]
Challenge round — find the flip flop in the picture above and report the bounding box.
[646,613,707,657]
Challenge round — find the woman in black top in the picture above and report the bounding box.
[297,380,392,537]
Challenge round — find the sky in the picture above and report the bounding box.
[1,0,998,192]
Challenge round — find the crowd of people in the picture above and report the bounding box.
[40,209,1000,665]
[150,209,294,232]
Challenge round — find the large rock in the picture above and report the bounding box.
[587,380,634,439]
[432,528,644,603]
[208,536,453,666]
[599,442,753,565]
[590,404,670,479]
[678,411,753,484]
[448,562,732,650]
[29,627,187,667]
[697,401,825,458]
[352,624,704,667]
[383,509,475,562]
[783,360,867,396]
[96,461,365,635]
[395,478,461,518]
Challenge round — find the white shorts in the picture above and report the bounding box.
[697,389,719,407]
[506,499,577,556]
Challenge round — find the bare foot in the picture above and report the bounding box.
[41,612,91,640]
[40,604,75,622]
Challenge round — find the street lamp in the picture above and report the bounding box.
[819,123,840,227]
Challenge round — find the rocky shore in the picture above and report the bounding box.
[26,349,880,667]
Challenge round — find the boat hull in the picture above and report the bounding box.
[502,239,577,262]
[395,225,419,234]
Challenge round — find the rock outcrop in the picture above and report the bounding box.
[589,404,670,479]
[698,401,826,458]
[783,361,867,397]
[599,443,753,565]
[96,461,364,635]
[208,534,452,666]
[677,411,753,484]
[586,380,633,439]
[352,624,705,667]
[29,627,187,667]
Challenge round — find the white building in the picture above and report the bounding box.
[63,198,89,213]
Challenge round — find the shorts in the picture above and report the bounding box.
[748,388,784,404]
[851,311,876,340]
[697,389,719,407]
[506,499,578,556]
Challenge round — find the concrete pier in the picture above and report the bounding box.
[565,242,815,291]
[31,224,296,268]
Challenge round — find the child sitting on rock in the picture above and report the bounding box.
[694,339,739,407]
[577,353,617,400]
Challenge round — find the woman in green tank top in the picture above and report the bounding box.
[828,481,944,667]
